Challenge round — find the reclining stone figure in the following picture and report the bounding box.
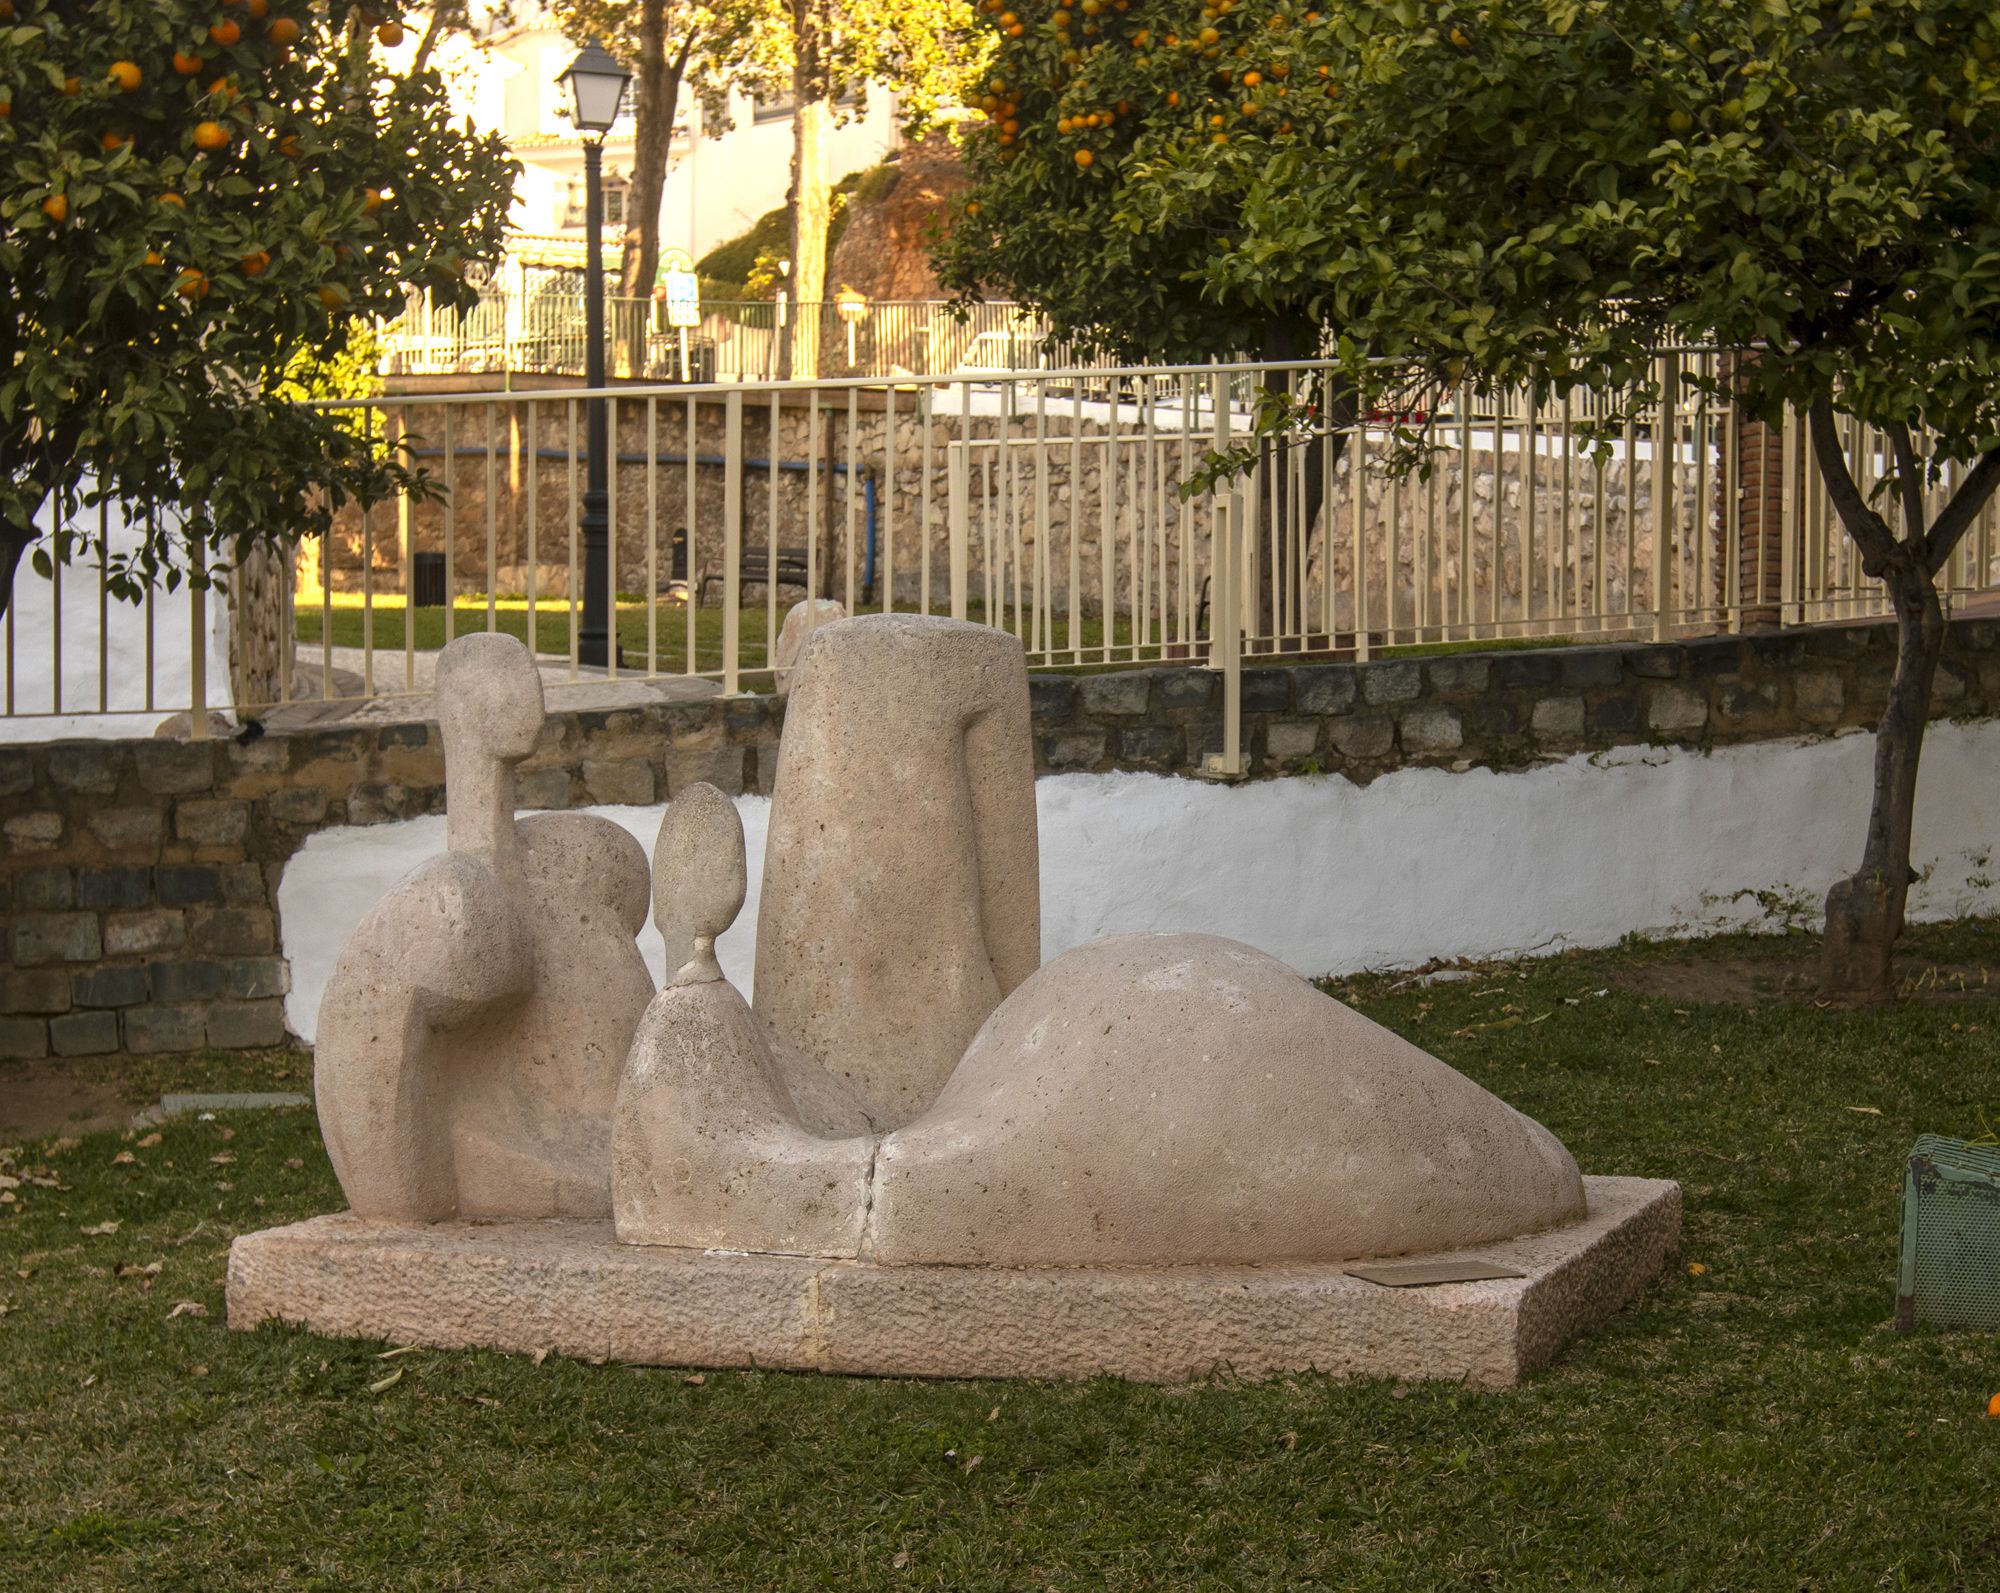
[613,614,1586,1265]
[315,633,654,1222]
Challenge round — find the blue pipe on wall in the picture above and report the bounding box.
[405,443,879,598]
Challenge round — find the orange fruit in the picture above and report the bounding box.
[210,19,242,45]
[160,191,187,208]
[41,193,68,223]
[268,16,300,47]
[248,0,268,14]
[1073,147,1094,167]
[1988,1393,2000,1418]
[109,60,143,91]
[278,133,302,157]
[362,186,383,213]
[376,20,404,46]
[102,131,129,151]
[208,77,238,101]
[241,249,270,276]
[62,75,81,95]
[0,1,13,18]
[193,120,231,151]
[0,99,11,119]
[144,248,166,266]
[317,283,349,310]
[174,50,206,74]
[176,267,209,298]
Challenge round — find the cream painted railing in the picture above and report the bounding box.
[5,356,1997,772]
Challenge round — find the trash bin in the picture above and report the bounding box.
[412,551,448,608]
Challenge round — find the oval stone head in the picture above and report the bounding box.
[652,782,746,983]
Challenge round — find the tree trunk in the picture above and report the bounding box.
[1819,562,1943,1003]
[0,513,34,625]
[1808,395,2000,1004]
[782,0,831,384]
[784,99,831,381]
[617,2,693,377]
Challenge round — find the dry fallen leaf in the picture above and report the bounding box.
[892,1551,910,1570]
[1845,1106,1883,1117]
[136,1133,163,1149]
[47,1137,79,1156]
[217,1126,236,1142]
[80,1220,121,1237]
[962,1454,983,1475]
[376,1345,423,1360]
[531,1347,550,1366]
[111,1151,136,1166]
[987,1406,1001,1422]
[115,1261,163,1282]
[683,1373,706,1386]
[368,1368,404,1394]
[166,1300,208,1320]
[283,1158,304,1171]
[209,1152,236,1166]
[0,1175,19,1191]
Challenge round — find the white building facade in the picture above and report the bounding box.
[409,9,902,271]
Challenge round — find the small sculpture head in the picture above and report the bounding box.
[653,782,747,983]
[434,633,545,766]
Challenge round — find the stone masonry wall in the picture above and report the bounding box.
[4,616,1996,1059]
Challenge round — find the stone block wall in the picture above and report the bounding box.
[4,615,1995,1058]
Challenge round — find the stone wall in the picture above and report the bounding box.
[4,616,1995,1059]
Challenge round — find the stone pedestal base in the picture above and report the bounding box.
[226,1176,1678,1388]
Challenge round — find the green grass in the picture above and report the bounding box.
[5,923,2000,1588]
[295,596,1142,687]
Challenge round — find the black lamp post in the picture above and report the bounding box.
[557,38,632,668]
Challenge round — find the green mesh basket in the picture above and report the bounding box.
[1896,1135,2000,1332]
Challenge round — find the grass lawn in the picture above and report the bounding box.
[4,923,1999,1588]
[293,596,1142,685]
[291,594,1577,687]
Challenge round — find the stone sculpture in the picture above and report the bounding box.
[314,633,653,1222]
[610,614,1584,1264]
[240,613,1677,1388]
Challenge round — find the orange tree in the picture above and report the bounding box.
[0,1,516,617]
[934,0,1347,364]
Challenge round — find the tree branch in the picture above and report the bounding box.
[1807,390,1900,579]
[1920,448,2000,577]
[1885,420,1926,546]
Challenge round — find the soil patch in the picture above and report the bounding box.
[1611,946,2000,1008]
[0,1060,149,1140]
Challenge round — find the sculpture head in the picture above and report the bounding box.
[434,633,546,766]
[652,782,746,983]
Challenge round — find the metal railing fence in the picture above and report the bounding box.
[376,291,1090,382]
[5,354,1998,770]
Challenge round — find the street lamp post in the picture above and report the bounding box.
[557,39,632,668]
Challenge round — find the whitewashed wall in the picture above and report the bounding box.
[0,487,233,743]
[278,720,2000,1043]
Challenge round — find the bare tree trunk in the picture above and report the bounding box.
[785,99,830,381]
[617,2,694,376]
[410,1,462,76]
[0,514,34,624]
[1808,394,2000,1004]
[781,0,830,383]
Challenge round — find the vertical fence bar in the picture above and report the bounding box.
[647,395,659,676]
[525,399,540,666]
[187,536,208,738]
[767,388,781,673]
[949,422,969,621]
[920,386,934,616]
[1208,495,1242,777]
[883,384,898,614]
[484,402,498,632]
[568,399,581,674]
[723,387,743,694]
[845,387,859,611]
[442,403,456,647]
[96,505,109,712]
[605,395,619,680]
[686,392,699,674]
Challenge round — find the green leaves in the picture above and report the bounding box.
[0,0,516,604]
